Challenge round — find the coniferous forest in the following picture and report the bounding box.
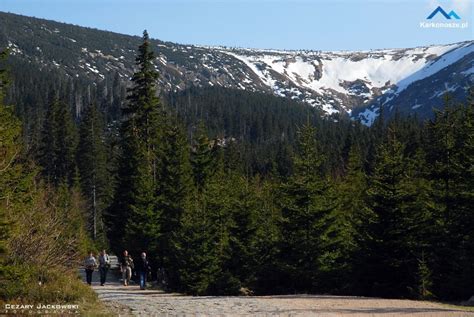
[1,31,473,305]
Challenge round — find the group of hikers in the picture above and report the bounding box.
[84,249,151,290]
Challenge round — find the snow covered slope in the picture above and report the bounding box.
[216,41,473,123]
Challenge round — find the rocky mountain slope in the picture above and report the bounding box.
[1,11,472,125]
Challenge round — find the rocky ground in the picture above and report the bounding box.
[81,270,474,316]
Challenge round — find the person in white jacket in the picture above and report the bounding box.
[98,250,111,286]
[84,251,98,285]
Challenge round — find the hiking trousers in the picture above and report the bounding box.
[85,269,93,285]
[139,271,147,290]
[122,266,132,285]
[99,267,108,285]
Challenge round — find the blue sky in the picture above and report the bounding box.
[0,0,472,51]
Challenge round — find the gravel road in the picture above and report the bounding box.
[83,272,473,317]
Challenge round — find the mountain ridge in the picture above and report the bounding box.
[1,11,472,124]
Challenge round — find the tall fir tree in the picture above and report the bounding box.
[362,127,430,298]
[279,123,335,292]
[174,189,217,295]
[200,152,240,295]
[175,143,253,296]
[332,144,370,292]
[108,30,162,255]
[248,176,283,294]
[157,121,195,288]
[125,30,161,172]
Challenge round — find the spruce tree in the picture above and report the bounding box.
[108,30,162,255]
[200,153,240,295]
[226,172,259,291]
[123,146,160,258]
[175,143,255,296]
[249,177,283,294]
[157,121,194,288]
[332,144,370,292]
[279,123,335,292]
[125,30,161,171]
[363,127,430,297]
[174,192,217,295]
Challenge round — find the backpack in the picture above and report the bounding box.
[124,256,134,269]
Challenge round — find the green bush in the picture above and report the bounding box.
[0,264,96,304]
[28,269,97,304]
[0,264,33,300]
[207,271,242,296]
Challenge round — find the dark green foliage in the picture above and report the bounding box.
[417,251,434,300]
[169,87,335,176]
[328,145,369,292]
[190,122,215,190]
[2,19,473,301]
[108,31,162,256]
[424,96,474,299]
[279,123,336,292]
[157,121,195,287]
[174,196,217,295]
[123,147,160,257]
[107,128,153,251]
[247,178,282,294]
[0,49,9,95]
[172,157,226,295]
[125,30,161,156]
[150,99,473,299]
[195,164,241,295]
[38,97,78,186]
[361,127,432,298]
[77,103,112,245]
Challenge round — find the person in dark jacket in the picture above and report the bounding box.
[136,252,151,290]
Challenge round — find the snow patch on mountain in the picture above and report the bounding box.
[219,43,466,99]
[356,107,379,126]
[396,42,473,93]
[224,51,279,90]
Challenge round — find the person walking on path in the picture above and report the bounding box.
[98,249,111,286]
[136,252,151,290]
[84,251,98,285]
[120,250,134,286]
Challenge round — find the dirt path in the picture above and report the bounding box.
[81,270,473,316]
